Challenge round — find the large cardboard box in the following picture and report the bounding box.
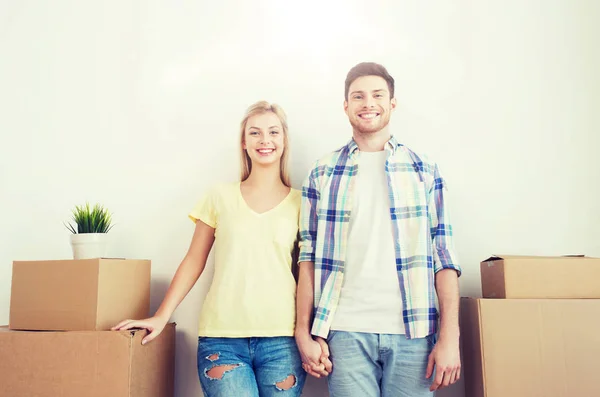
[10,258,151,331]
[480,255,600,298]
[0,323,175,397]
[460,298,600,397]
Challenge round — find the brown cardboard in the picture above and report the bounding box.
[480,255,600,298]
[0,323,175,397]
[460,298,600,397]
[10,258,151,331]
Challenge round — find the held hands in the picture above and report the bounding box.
[426,336,461,391]
[111,316,168,345]
[296,334,333,378]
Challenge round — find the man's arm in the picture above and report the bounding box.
[425,164,462,391]
[436,270,460,344]
[427,269,461,391]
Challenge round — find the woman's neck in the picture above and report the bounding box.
[243,164,285,189]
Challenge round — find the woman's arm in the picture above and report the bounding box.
[112,220,215,344]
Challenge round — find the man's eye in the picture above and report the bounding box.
[270,131,279,135]
[354,95,362,100]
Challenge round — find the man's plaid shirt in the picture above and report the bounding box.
[299,136,462,339]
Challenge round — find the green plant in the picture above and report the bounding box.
[65,203,114,234]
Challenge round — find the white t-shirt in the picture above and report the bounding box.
[330,150,405,334]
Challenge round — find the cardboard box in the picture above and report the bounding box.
[10,258,151,331]
[480,255,600,298]
[460,298,600,397]
[0,323,175,397]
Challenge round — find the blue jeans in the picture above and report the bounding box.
[197,336,306,397]
[327,331,436,397]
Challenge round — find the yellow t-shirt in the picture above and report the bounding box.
[188,182,300,337]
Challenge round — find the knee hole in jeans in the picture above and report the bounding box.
[275,374,297,391]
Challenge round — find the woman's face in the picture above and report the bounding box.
[243,112,285,168]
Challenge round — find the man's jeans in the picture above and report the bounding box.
[327,331,436,397]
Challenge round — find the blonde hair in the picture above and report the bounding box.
[239,101,291,187]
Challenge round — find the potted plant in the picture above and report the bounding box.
[65,203,114,259]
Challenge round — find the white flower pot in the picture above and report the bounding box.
[70,233,108,260]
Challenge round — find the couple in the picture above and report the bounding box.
[113,62,462,397]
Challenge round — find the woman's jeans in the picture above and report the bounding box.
[197,336,306,397]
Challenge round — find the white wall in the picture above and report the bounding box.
[1,1,599,396]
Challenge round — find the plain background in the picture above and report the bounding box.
[1,1,599,396]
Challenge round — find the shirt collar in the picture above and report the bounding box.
[346,135,400,157]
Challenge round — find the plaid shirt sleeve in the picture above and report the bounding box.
[299,167,319,263]
[429,163,462,275]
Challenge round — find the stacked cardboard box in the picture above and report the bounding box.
[461,255,600,397]
[1,258,175,397]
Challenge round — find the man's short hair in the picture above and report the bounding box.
[344,62,395,100]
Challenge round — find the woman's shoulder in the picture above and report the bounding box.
[287,188,302,211]
[289,187,302,201]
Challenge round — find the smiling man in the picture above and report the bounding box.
[295,62,463,397]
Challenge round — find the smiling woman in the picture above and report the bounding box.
[240,101,291,187]
[112,100,306,397]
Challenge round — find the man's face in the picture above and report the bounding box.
[344,75,396,135]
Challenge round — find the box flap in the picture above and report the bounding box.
[480,255,541,263]
[482,254,594,263]
[482,255,554,262]
[482,256,500,263]
[99,258,152,261]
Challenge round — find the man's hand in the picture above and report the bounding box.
[295,333,333,378]
[426,336,461,391]
[315,337,333,373]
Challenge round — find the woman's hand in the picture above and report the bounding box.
[111,316,168,345]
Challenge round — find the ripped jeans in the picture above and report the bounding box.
[197,336,306,397]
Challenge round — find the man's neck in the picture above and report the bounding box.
[352,128,391,152]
